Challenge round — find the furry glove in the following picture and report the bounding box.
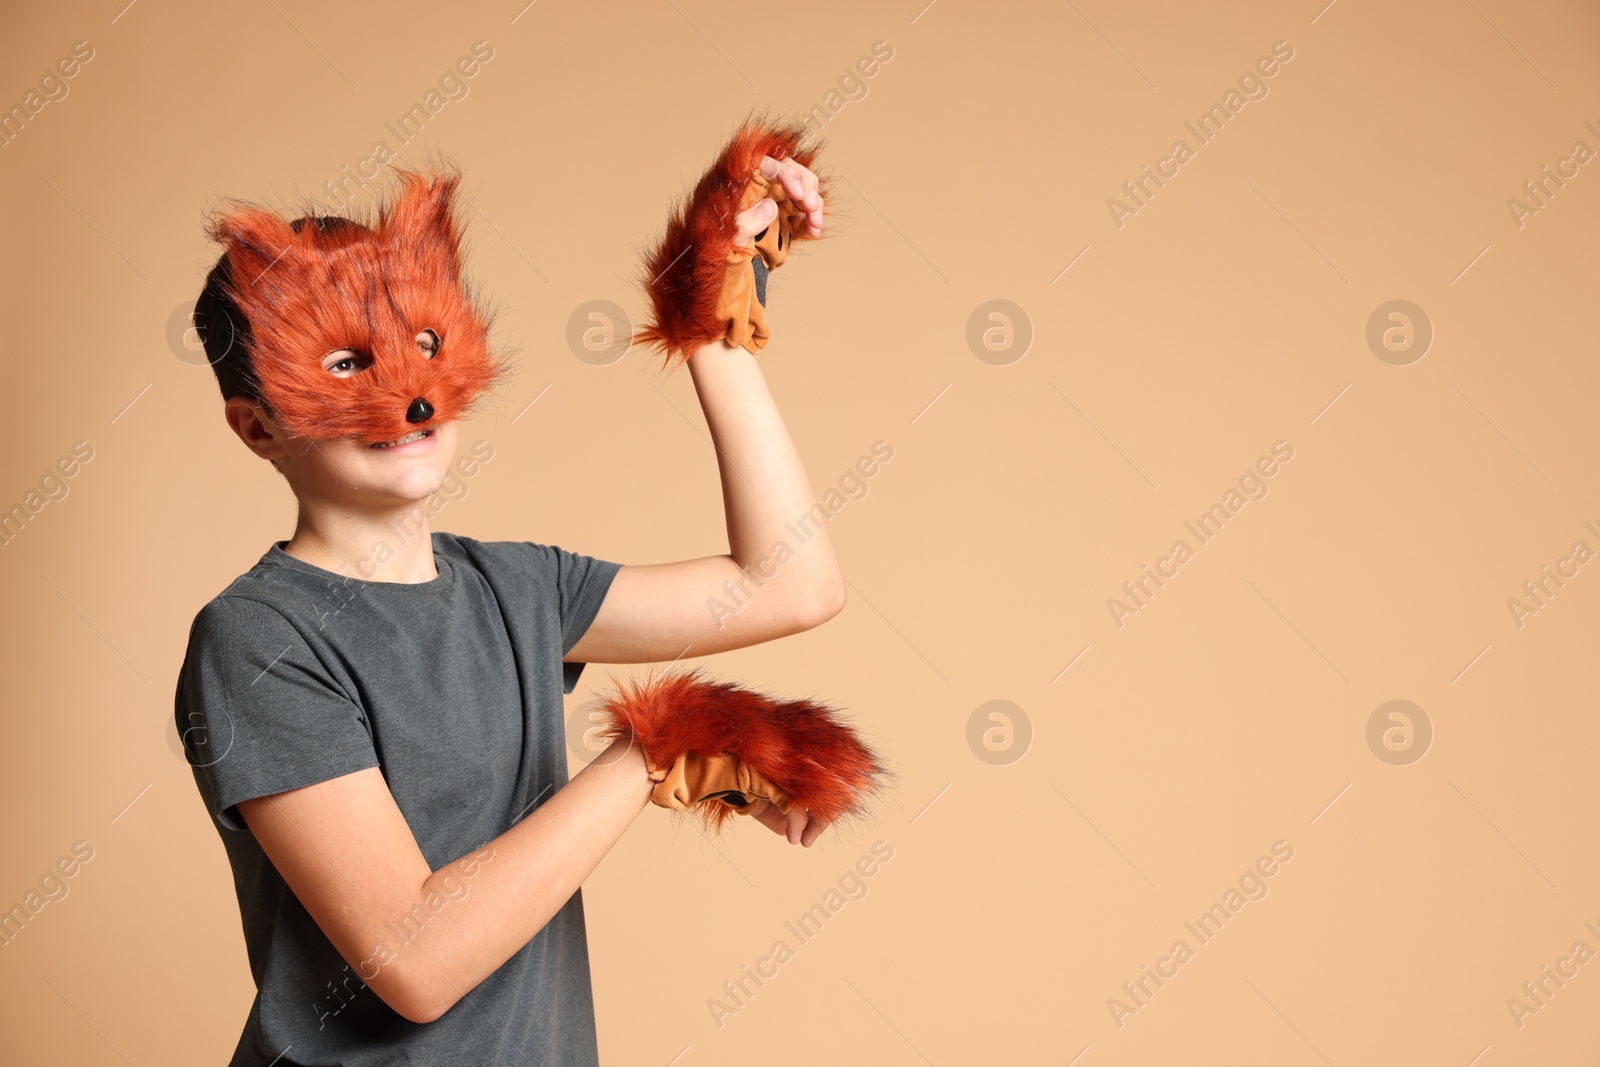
[591,667,888,833]
[633,116,831,371]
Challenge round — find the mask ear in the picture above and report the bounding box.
[204,205,300,289]
[380,170,465,284]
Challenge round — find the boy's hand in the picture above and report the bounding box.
[733,155,825,247]
[750,800,831,847]
[634,121,833,364]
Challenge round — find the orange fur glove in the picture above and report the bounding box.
[590,667,889,834]
[634,115,832,371]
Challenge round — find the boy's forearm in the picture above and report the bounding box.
[685,339,845,620]
[401,737,653,1022]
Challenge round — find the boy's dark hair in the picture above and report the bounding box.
[194,214,372,405]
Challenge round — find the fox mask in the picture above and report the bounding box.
[203,170,507,445]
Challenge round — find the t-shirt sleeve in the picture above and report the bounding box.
[519,542,624,694]
[177,596,381,832]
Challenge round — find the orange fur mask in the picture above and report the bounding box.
[204,171,507,444]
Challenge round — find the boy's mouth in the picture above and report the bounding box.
[370,429,433,449]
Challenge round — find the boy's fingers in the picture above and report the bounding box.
[785,806,810,844]
[732,199,778,248]
[751,157,824,239]
[803,199,825,237]
[800,813,829,848]
[747,801,787,835]
[760,155,816,207]
[782,169,814,209]
[745,800,824,846]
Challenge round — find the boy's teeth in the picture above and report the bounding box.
[373,430,429,448]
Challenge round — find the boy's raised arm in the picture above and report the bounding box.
[566,150,841,667]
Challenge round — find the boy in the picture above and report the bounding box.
[175,149,837,1065]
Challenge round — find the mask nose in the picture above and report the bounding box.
[406,397,434,424]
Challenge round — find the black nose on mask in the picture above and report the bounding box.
[406,397,434,424]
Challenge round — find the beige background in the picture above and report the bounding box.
[3,0,1598,1062]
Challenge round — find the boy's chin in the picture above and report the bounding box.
[372,480,436,503]
[363,461,454,502]
[337,445,455,498]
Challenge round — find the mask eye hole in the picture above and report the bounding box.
[416,329,441,359]
[323,348,372,378]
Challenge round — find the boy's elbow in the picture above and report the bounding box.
[796,580,847,630]
[393,987,453,1026]
[375,970,457,1025]
[403,998,451,1026]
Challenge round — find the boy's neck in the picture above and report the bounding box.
[283,509,440,584]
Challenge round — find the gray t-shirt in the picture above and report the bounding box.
[174,531,623,1066]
